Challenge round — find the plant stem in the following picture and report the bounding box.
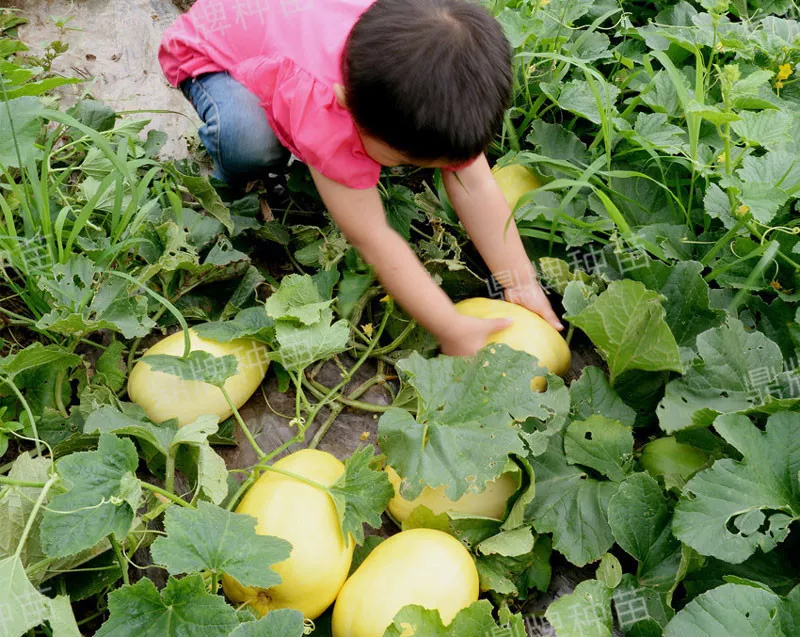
[255,463,330,492]
[109,534,130,586]
[219,386,266,459]
[165,452,176,495]
[0,477,47,488]
[308,404,343,450]
[140,481,193,508]
[0,376,42,455]
[15,474,58,560]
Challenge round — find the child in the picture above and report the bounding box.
[159,0,563,356]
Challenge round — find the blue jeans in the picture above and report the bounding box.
[180,72,288,184]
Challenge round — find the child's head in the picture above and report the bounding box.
[342,0,512,167]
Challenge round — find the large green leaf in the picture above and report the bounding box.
[0,556,81,637]
[328,446,394,545]
[150,502,291,588]
[545,579,613,637]
[0,453,51,565]
[672,412,800,564]
[95,575,240,637]
[525,434,618,566]
[229,610,306,637]
[564,415,634,482]
[608,473,681,590]
[141,351,239,388]
[264,273,334,325]
[663,583,785,637]
[85,409,228,504]
[0,344,81,379]
[383,600,526,636]
[192,307,274,343]
[657,319,799,432]
[569,366,637,427]
[567,280,682,384]
[378,345,568,500]
[0,96,42,167]
[40,434,140,558]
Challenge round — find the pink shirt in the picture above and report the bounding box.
[159,0,381,188]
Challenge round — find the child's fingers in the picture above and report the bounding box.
[487,317,514,334]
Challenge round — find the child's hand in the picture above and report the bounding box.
[505,281,564,331]
[439,315,513,357]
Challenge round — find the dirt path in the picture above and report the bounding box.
[13,0,197,157]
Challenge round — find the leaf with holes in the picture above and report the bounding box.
[672,412,800,564]
[378,345,569,501]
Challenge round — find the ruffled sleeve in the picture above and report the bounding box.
[234,57,381,190]
[158,15,227,87]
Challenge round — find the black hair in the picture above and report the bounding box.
[342,0,512,163]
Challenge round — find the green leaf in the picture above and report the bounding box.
[0,96,42,167]
[95,575,240,637]
[95,340,127,392]
[596,553,623,589]
[673,412,800,564]
[527,121,589,165]
[265,274,333,325]
[84,408,229,503]
[40,434,140,558]
[567,280,682,384]
[0,556,50,636]
[732,110,792,148]
[737,150,800,196]
[526,434,618,566]
[0,343,80,379]
[657,319,799,432]
[631,112,686,153]
[150,501,291,588]
[193,307,274,342]
[686,101,740,125]
[564,415,634,482]
[229,610,306,637]
[383,600,526,637]
[337,270,375,318]
[656,261,726,348]
[546,579,613,637]
[272,309,350,372]
[378,345,568,501]
[0,453,51,565]
[613,574,674,633]
[84,406,175,455]
[46,594,82,637]
[141,351,239,388]
[569,367,637,427]
[67,99,117,132]
[608,473,681,590]
[682,548,798,599]
[168,161,234,233]
[476,526,534,557]
[328,446,394,545]
[557,79,620,124]
[384,184,424,240]
[704,182,736,229]
[780,586,800,635]
[663,583,784,637]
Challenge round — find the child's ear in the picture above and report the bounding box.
[334,84,348,109]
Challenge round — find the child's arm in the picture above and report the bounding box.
[443,155,564,331]
[310,167,512,355]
